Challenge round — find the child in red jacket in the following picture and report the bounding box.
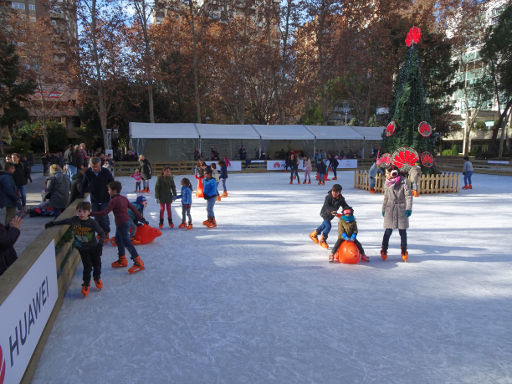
[91,181,148,274]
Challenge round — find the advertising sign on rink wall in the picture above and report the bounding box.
[204,160,242,172]
[0,241,58,384]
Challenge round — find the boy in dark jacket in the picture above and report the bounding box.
[45,201,105,297]
[309,184,349,249]
[0,215,21,276]
[91,181,148,274]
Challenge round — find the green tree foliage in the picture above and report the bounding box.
[381,33,436,173]
[481,2,512,156]
[14,121,68,153]
[0,41,35,131]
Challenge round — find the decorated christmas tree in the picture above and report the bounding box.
[378,27,436,173]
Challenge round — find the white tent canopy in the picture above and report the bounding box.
[195,124,260,139]
[351,126,386,141]
[305,125,362,140]
[129,122,199,139]
[252,125,314,140]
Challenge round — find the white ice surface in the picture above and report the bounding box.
[32,172,512,384]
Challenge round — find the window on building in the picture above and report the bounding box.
[11,2,26,10]
[29,4,36,11]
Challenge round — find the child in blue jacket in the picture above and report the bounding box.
[174,178,193,230]
[218,159,228,197]
[202,170,218,228]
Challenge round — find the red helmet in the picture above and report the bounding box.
[342,208,353,216]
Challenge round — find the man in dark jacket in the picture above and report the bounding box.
[0,215,21,276]
[11,153,27,208]
[309,184,349,249]
[82,157,114,240]
[0,163,19,225]
[64,144,79,182]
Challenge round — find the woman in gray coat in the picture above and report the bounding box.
[381,166,412,262]
[46,164,70,218]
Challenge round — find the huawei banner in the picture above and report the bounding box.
[0,241,58,384]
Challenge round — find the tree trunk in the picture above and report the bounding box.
[148,83,154,123]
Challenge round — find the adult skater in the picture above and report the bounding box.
[381,166,412,262]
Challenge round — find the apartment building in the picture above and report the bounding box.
[0,0,80,131]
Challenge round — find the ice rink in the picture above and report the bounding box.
[32,171,512,384]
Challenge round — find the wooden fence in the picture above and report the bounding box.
[0,197,87,383]
[354,170,460,194]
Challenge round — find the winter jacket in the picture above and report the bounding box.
[320,191,349,221]
[212,169,220,183]
[139,159,152,180]
[462,161,474,174]
[46,171,70,210]
[154,175,177,203]
[330,157,339,170]
[63,147,80,167]
[0,172,18,208]
[317,161,327,174]
[203,178,217,199]
[337,219,358,239]
[408,165,421,184]
[175,186,192,205]
[51,216,105,251]
[91,194,143,226]
[68,172,84,206]
[0,223,20,276]
[382,177,412,229]
[304,159,312,172]
[128,202,145,224]
[219,165,228,179]
[12,162,27,187]
[81,167,114,204]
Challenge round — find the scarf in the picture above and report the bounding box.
[385,175,401,188]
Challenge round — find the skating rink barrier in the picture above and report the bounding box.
[0,197,87,383]
[354,170,460,194]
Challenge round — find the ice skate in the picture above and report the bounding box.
[128,256,145,274]
[112,255,128,268]
[178,222,187,229]
[309,230,319,244]
[216,195,221,201]
[94,278,103,290]
[168,220,174,228]
[380,248,387,261]
[401,247,408,262]
[187,224,193,230]
[222,191,228,197]
[131,237,141,245]
[468,184,472,189]
[360,254,369,262]
[159,219,164,229]
[202,218,210,226]
[308,180,311,184]
[328,254,335,263]
[319,235,328,249]
[303,180,307,184]
[81,284,89,297]
[206,218,217,228]
[110,237,117,247]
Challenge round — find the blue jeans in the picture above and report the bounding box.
[115,221,138,259]
[92,202,111,234]
[65,164,77,182]
[463,171,473,186]
[129,219,138,238]
[316,219,332,239]
[206,197,216,218]
[18,185,26,207]
[221,178,227,192]
[370,177,376,189]
[382,228,407,249]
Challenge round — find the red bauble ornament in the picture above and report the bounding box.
[385,121,396,137]
[418,121,432,137]
[420,151,434,168]
[392,147,419,171]
[405,26,422,47]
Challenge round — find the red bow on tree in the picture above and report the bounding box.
[405,26,421,47]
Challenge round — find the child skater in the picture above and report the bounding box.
[328,207,368,263]
[303,155,312,184]
[381,166,413,262]
[91,181,148,274]
[317,158,327,185]
[202,169,218,228]
[127,195,147,244]
[218,159,228,197]
[155,166,177,229]
[175,177,193,230]
[194,160,207,198]
[309,184,349,249]
[131,169,142,192]
[210,162,222,201]
[45,201,105,297]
